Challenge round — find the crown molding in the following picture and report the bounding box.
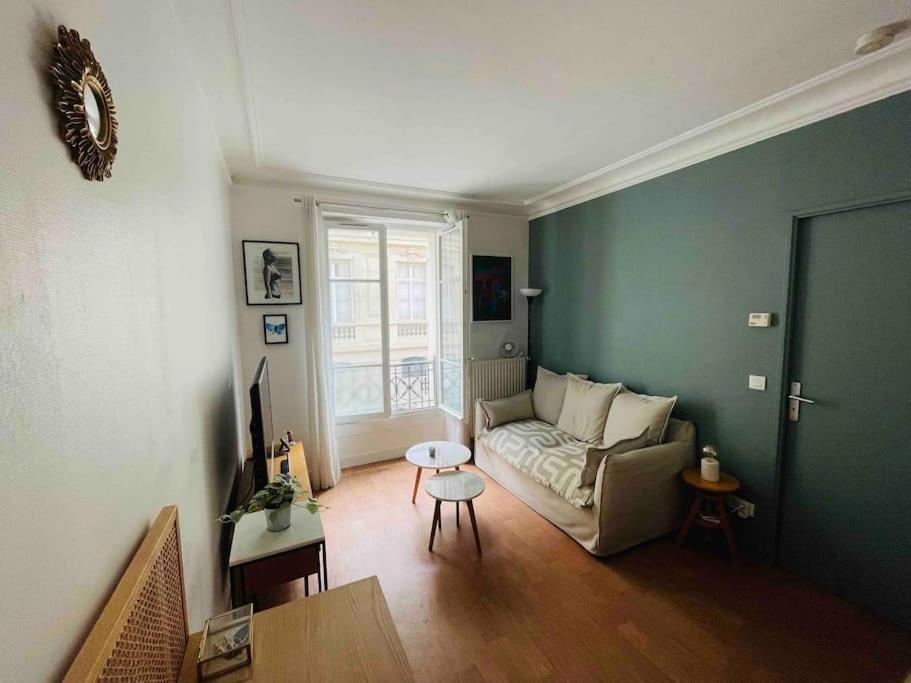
[526,38,911,220]
[231,166,529,216]
[224,2,910,223]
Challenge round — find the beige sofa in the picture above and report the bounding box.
[473,386,695,557]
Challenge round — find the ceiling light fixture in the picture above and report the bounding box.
[854,19,910,56]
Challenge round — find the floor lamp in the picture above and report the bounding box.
[520,287,542,388]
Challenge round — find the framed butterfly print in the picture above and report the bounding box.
[263,314,289,344]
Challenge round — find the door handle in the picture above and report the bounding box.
[787,395,815,404]
[787,381,814,422]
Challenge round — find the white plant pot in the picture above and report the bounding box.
[265,504,291,532]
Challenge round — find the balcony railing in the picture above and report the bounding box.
[395,321,427,337]
[333,360,435,416]
[390,360,434,412]
[332,324,356,341]
[331,321,428,344]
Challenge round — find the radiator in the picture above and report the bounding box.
[468,357,526,432]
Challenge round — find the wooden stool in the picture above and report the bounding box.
[676,468,741,563]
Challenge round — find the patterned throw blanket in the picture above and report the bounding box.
[479,419,596,508]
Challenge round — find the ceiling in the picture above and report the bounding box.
[177,1,911,210]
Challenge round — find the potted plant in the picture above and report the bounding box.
[219,473,322,532]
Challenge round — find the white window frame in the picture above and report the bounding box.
[436,220,468,420]
[328,226,389,423]
[327,219,447,423]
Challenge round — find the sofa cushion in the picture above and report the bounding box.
[602,387,677,446]
[557,375,621,443]
[580,426,650,486]
[479,390,535,429]
[532,367,587,425]
[479,419,597,507]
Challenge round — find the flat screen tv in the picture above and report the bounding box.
[249,356,274,491]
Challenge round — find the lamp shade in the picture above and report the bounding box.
[520,288,542,298]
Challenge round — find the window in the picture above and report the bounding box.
[329,234,383,417]
[396,262,426,321]
[438,222,464,417]
[367,256,381,318]
[330,260,354,324]
[328,222,443,419]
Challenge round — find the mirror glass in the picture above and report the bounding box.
[83,83,103,141]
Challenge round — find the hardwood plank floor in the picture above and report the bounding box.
[262,458,911,682]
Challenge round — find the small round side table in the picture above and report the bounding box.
[424,471,485,553]
[405,441,471,503]
[676,468,741,563]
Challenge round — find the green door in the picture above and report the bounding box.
[779,199,911,629]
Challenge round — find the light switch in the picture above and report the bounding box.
[748,312,771,327]
[749,375,767,391]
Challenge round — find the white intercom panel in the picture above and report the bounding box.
[748,312,771,327]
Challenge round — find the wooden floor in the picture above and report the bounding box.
[263,458,911,682]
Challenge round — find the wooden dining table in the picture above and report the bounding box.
[178,576,414,681]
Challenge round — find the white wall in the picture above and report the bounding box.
[467,212,530,360]
[230,184,311,455]
[0,2,242,680]
[230,184,528,465]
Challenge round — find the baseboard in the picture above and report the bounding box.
[340,446,406,469]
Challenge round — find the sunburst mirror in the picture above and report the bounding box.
[49,25,118,181]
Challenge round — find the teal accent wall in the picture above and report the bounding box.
[529,92,911,560]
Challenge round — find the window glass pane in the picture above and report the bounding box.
[387,228,436,412]
[331,259,352,278]
[368,287,380,318]
[330,282,353,323]
[439,280,462,362]
[440,360,462,415]
[328,228,380,280]
[438,224,463,416]
[330,279,382,417]
[333,364,384,417]
[391,357,435,413]
[367,255,380,280]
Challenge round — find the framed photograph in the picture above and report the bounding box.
[263,314,289,345]
[242,240,302,305]
[472,255,512,322]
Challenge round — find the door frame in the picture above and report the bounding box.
[771,188,911,563]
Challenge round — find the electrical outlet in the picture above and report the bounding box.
[727,495,756,519]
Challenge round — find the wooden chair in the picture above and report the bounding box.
[63,506,189,682]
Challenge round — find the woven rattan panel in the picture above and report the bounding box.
[99,524,187,682]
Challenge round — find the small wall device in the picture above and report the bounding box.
[748,312,771,327]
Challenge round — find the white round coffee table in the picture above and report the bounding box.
[425,470,485,553]
[405,440,471,504]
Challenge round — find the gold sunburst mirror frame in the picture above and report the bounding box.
[49,25,118,181]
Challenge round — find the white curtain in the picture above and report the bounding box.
[300,196,341,489]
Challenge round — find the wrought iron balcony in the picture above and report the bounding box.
[332,359,435,416]
[390,360,434,412]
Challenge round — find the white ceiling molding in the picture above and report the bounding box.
[197,1,910,221]
[526,37,911,220]
[232,167,528,217]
